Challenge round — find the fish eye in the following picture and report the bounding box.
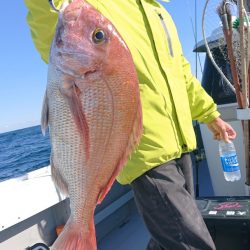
[92,28,106,44]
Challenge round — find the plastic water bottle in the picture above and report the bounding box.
[219,140,241,182]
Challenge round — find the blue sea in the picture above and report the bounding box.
[0,125,51,182]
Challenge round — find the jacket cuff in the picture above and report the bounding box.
[201,110,221,124]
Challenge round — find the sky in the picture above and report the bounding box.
[0,0,207,133]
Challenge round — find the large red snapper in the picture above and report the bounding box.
[41,0,143,249]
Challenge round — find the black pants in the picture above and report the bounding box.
[131,153,216,250]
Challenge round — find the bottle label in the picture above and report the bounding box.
[220,154,240,172]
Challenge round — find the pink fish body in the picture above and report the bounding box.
[41,0,142,249]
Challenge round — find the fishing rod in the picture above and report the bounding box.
[217,0,243,107]
[185,0,204,76]
[238,0,250,186]
[202,0,236,92]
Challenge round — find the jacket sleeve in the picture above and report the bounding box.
[24,0,64,63]
[181,55,220,123]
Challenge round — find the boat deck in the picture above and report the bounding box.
[98,208,150,250]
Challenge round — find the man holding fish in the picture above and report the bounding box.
[24,0,236,249]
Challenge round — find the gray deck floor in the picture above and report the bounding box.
[98,210,150,250]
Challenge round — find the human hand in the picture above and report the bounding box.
[207,117,236,142]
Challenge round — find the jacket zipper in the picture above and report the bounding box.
[157,12,187,149]
[158,13,174,57]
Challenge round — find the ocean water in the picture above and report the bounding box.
[0,125,51,182]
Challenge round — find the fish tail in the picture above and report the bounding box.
[52,217,96,250]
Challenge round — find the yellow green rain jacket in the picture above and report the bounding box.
[24,0,220,185]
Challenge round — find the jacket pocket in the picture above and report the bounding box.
[157,12,174,57]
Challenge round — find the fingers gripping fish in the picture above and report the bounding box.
[41,0,143,249]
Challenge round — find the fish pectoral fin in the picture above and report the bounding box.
[60,81,90,159]
[51,156,69,196]
[41,90,49,135]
